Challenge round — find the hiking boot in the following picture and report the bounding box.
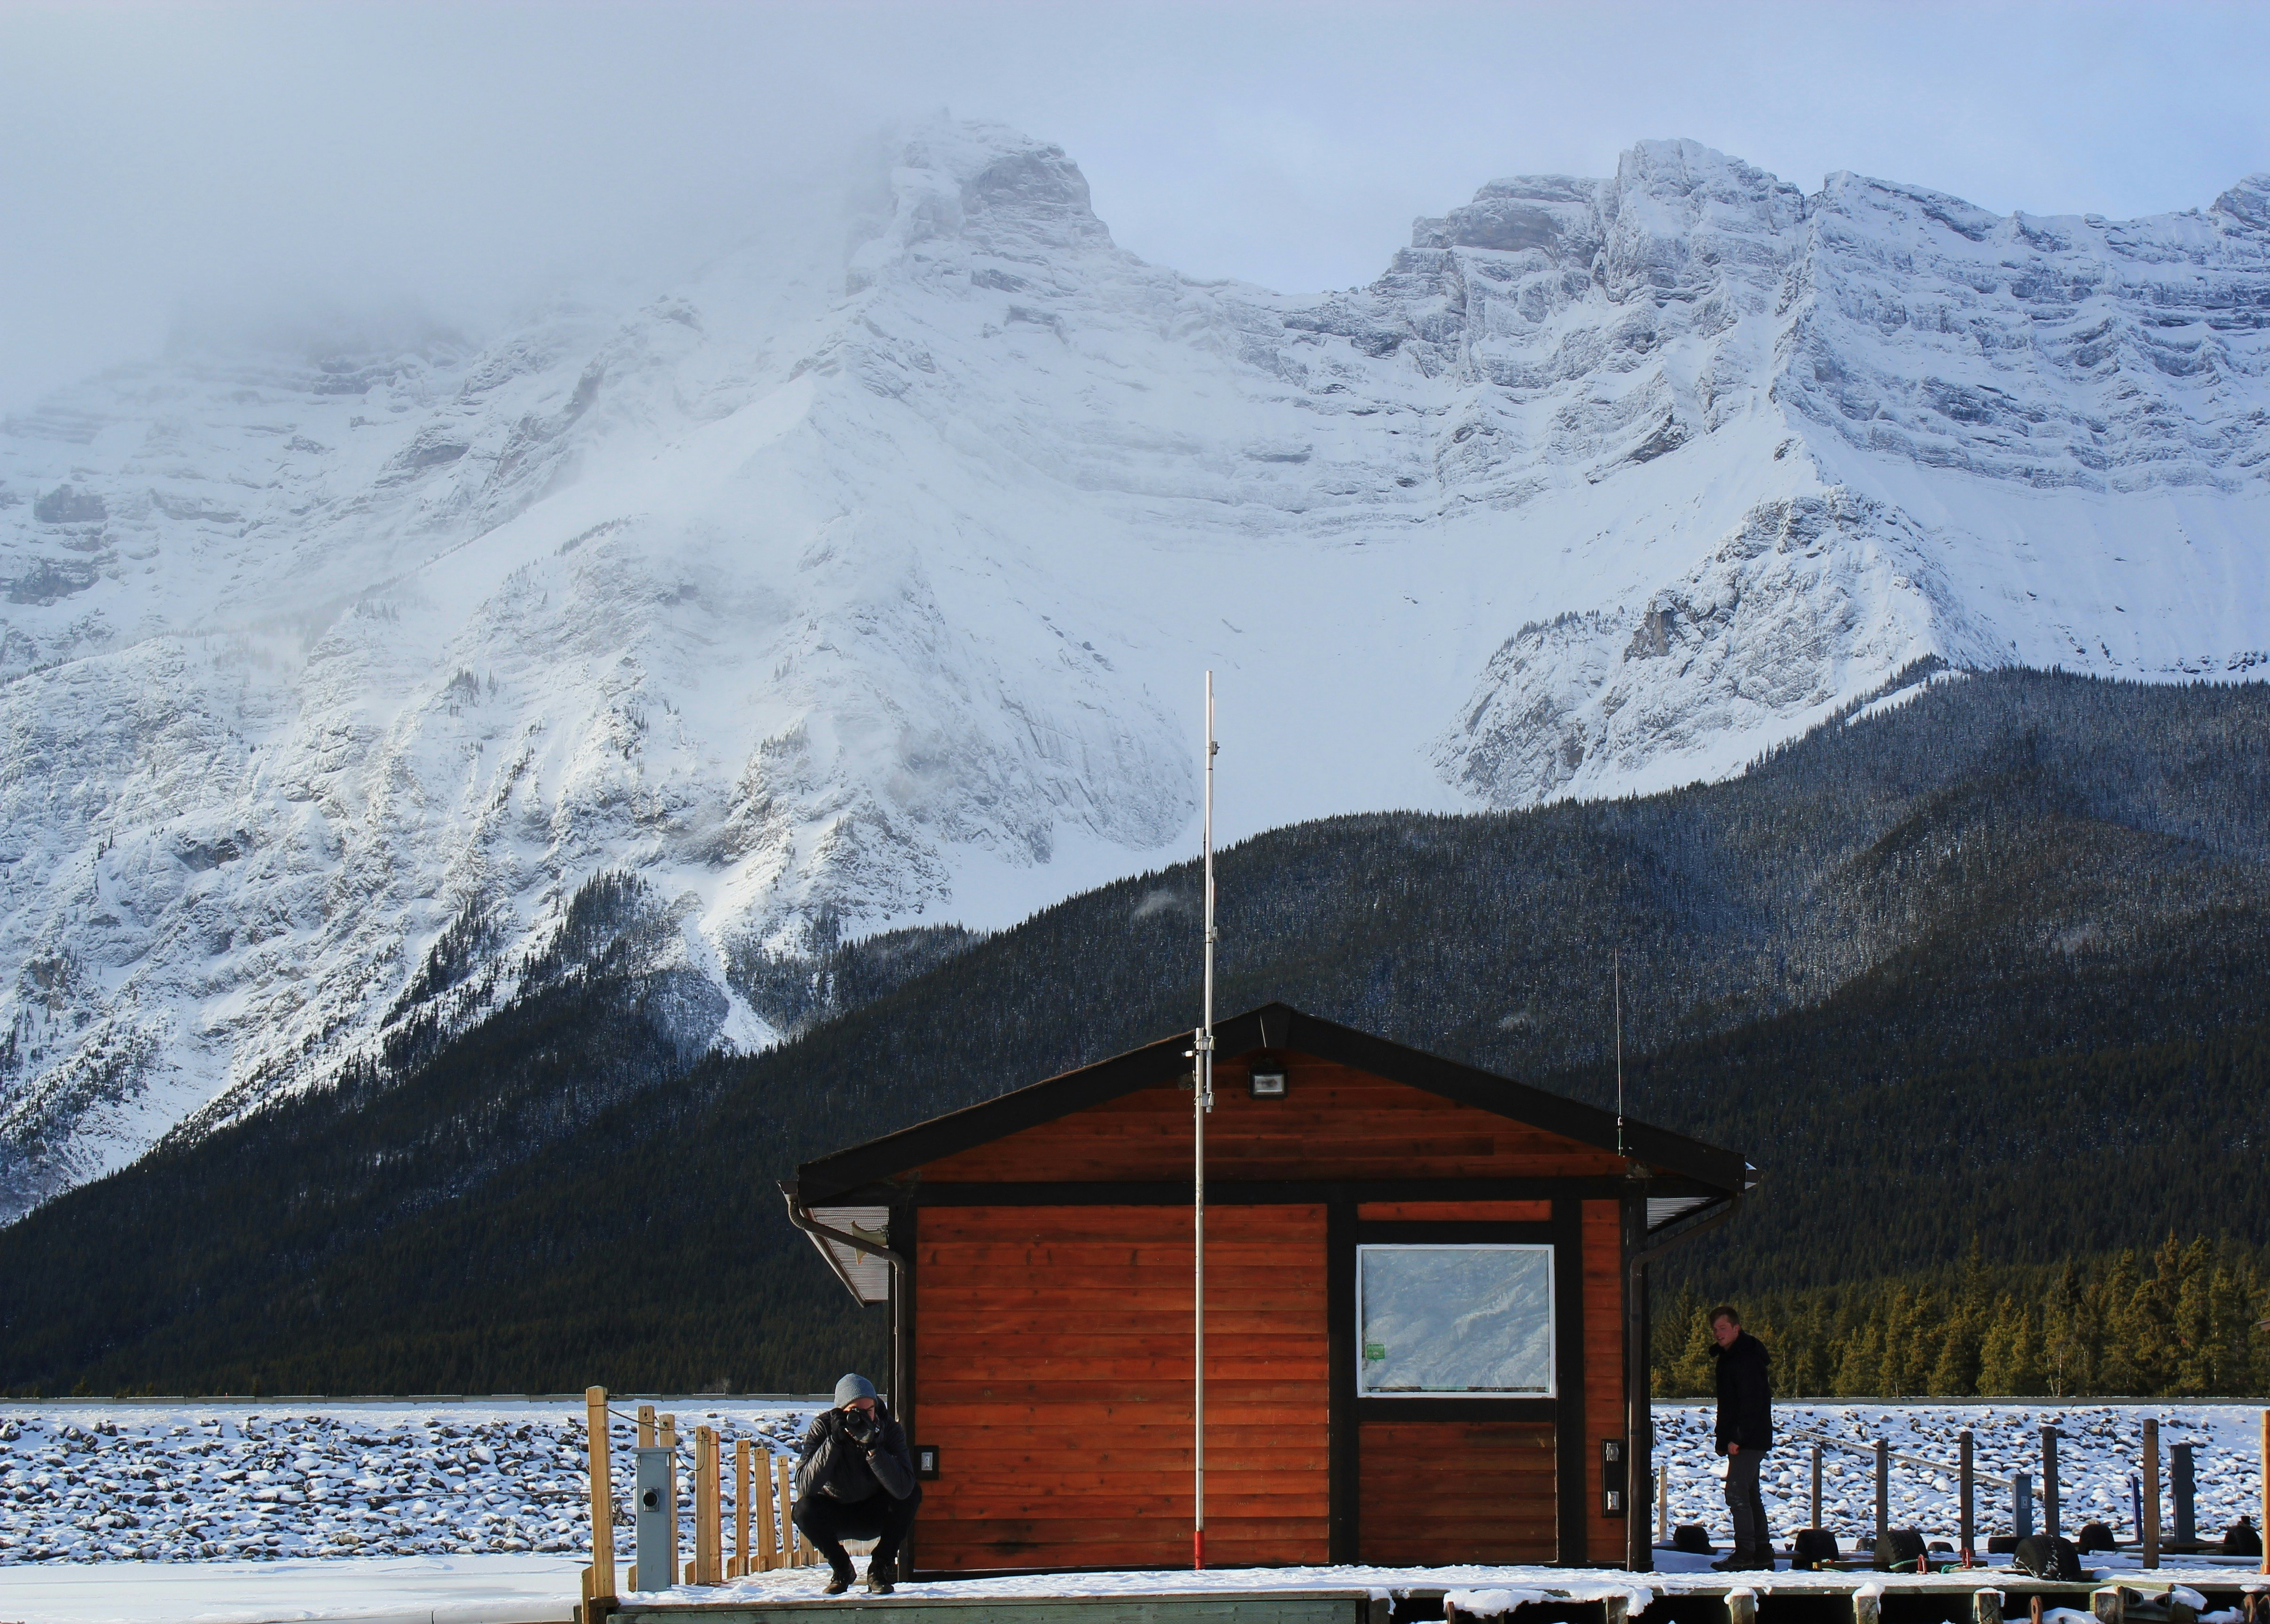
[822,1565,854,1594]
[1710,1551,1746,1571]
[864,1556,896,1595]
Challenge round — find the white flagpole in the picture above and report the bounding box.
[1194,671,1216,1570]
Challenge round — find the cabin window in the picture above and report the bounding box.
[1355,1243,1556,1397]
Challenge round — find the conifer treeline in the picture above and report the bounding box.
[1655,1236,2270,1398]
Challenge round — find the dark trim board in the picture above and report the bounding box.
[795,1002,1751,1201]
[903,1179,1649,1207]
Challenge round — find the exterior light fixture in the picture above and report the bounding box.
[1249,1063,1287,1099]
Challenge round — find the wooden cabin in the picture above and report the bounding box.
[782,1002,1753,1576]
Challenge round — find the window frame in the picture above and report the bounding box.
[1353,1240,1559,1400]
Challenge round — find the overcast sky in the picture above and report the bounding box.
[4,0,2266,414]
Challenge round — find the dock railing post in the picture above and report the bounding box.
[2259,1409,2269,1576]
[2015,1471,2034,1540]
[1812,1444,1824,1532]
[1659,1462,1670,1548]
[2043,1425,2061,1540]
[659,1414,679,1584]
[2171,1442,2194,1548]
[1875,1438,1890,1548]
[2142,1418,2160,1569]
[694,1425,720,1584]
[586,1386,616,1605]
[1961,1429,1976,1565]
[757,1447,780,1570]
[734,1437,752,1578]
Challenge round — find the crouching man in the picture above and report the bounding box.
[793,1374,920,1593]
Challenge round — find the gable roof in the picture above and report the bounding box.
[791,1000,1753,1204]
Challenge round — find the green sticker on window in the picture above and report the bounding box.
[1363,1341,1386,1364]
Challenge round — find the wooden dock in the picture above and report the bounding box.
[595,1569,2270,1624]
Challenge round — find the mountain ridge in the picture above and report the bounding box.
[3,120,2267,1220]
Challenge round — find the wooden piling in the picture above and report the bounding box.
[2043,1425,2062,1540]
[659,1414,679,1585]
[1658,1460,1670,1547]
[637,1403,655,1449]
[758,1450,781,1570]
[775,1451,798,1565]
[1811,1444,1824,1531]
[2260,1409,2268,1577]
[2090,1587,2125,1624]
[733,1438,752,1578]
[694,1426,720,1585]
[2142,1417,2160,1569]
[1875,1437,1890,1546]
[1960,1429,1976,1564]
[1975,1589,2004,1624]
[1854,1582,1884,1624]
[586,1386,616,1603]
[1726,1587,1757,1624]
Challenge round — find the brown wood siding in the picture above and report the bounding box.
[918,1057,1625,1184]
[1357,1421,1556,1564]
[1581,1200,1625,1562]
[1354,1200,1551,1222]
[913,1202,1328,1571]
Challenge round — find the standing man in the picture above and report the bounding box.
[792,1374,921,1593]
[1709,1305,1776,1571]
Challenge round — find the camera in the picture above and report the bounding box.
[842,1407,877,1444]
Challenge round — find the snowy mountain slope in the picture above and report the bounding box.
[3,122,2267,1221]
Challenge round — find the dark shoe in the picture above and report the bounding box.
[1710,1552,1745,1571]
[864,1556,896,1595]
[1748,1546,1781,1570]
[822,1566,853,1594]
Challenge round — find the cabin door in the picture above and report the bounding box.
[1344,1207,1583,1564]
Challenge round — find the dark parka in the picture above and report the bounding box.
[795,1400,918,1504]
[1711,1330,1774,1453]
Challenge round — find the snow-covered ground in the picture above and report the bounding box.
[1655,1403,2269,1546]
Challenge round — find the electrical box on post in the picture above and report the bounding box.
[1601,1437,1628,1517]
[633,1444,674,1592]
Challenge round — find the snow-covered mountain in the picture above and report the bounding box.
[4,121,2267,1220]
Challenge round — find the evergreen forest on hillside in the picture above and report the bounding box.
[1,668,2267,1397]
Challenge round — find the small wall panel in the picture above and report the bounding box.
[1581,1199,1627,1563]
[915,1202,1328,1572]
[1357,1420,1556,1565]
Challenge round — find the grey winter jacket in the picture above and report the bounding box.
[795,1402,917,1503]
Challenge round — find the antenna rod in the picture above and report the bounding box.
[1614,947,1625,1157]
[1194,671,1216,1570]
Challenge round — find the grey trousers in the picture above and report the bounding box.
[1724,1448,1770,1551]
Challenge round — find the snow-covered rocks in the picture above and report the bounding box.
[3,120,2269,1220]
[0,1401,813,1568]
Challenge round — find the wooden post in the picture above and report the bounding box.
[2259,1410,2268,1577]
[1726,1588,1757,1624]
[637,1403,655,1449]
[1875,1438,1890,1546]
[586,1387,616,1603]
[694,1425,720,1585]
[1659,1460,1670,1547]
[758,1450,781,1570]
[775,1451,798,1565]
[1960,1429,1976,1564]
[2142,1417,2160,1569]
[2043,1425,2061,1540]
[1975,1591,2003,1624]
[733,1438,752,1578]
[659,1414,679,1585]
[1812,1444,1824,1531]
[2090,1587,2125,1624]
[1854,1583,1884,1624]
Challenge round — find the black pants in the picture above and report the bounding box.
[793,1486,922,1573]
[1724,1448,1770,1552]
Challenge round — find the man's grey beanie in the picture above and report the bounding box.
[834,1373,877,1407]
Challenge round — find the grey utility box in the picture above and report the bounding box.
[633,1444,675,1592]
